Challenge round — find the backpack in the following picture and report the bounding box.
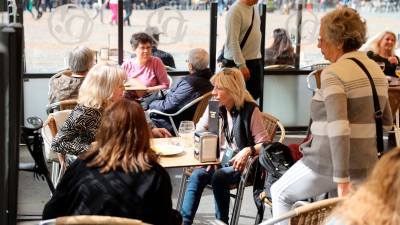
[259,142,295,201]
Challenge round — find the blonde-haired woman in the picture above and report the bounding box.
[325,148,400,225]
[364,30,399,77]
[43,99,181,225]
[180,68,271,225]
[51,63,126,165]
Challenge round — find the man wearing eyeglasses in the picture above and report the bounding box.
[148,48,213,134]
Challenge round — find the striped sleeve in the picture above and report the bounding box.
[321,71,351,183]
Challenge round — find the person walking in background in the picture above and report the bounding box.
[105,0,118,25]
[220,0,263,100]
[123,0,133,26]
[363,30,399,77]
[264,28,296,66]
[325,148,400,225]
[48,46,95,104]
[271,8,393,225]
[43,99,182,225]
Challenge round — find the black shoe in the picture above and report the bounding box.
[36,11,43,20]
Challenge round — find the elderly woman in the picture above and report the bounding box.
[180,68,271,225]
[365,31,399,77]
[325,148,400,225]
[122,32,170,93]
[43,99,181,225]
[264,28,295,66]
[51,63,126,167]
[51,63,170,167]
[270,8,393,225]
[48,46,95,104]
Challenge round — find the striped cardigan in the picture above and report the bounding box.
[302,51,393,183]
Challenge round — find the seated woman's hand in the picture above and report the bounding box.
[388,56,399,65]
[229,147,252,172]
[152,128,172,138]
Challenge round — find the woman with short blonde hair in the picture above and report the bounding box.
[210,67,255,110]
[51,63,127,159]
[78,63,127,109]
[44,99,181,225]
[181,67,270,225]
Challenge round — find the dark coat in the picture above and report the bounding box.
[42,154,178,225]
[149,69,213,134]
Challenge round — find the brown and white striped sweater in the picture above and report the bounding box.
[302,51,393,183]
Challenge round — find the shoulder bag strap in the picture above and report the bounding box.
[348,57,384,155]
[239,7,255,49]
[219,7,255,61]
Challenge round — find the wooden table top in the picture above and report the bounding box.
[151,137,220,168]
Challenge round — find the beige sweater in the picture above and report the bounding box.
[302,51,393,183]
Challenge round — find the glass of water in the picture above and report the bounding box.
[178,121,195,148]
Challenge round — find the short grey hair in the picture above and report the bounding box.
[188,48,209,71]
[68,46,94,73]
[321,7,367,52]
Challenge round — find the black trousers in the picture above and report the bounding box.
[222,58,263,100]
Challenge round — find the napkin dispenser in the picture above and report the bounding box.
[194,132,218,162]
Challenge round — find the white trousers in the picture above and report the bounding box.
[270,160,336,225]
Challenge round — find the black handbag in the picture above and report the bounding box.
[348,57,384,156]
[218,7,255,67]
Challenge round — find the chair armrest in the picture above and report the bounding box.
[148,109,175,117]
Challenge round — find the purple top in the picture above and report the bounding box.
[122,56,170,89]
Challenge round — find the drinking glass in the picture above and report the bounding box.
[178,121,195,148]
[377,62,385,71]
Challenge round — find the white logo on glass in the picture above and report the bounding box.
[48,4,93,45]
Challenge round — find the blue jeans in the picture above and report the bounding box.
[181,166,241,225]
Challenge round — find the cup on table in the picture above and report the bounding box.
[377,62,385,71]
[178,121,195,148]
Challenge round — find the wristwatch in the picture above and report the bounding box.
[249,146,256,157]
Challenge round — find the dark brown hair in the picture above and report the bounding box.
[83,99,158,173]
[130,32,154,49]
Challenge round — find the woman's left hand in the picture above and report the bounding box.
[230,147,252,172]
[152,128,172,138]
[388,56,399,65]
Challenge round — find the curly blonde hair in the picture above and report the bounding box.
[321,7,367,52]
[328,148,400,225]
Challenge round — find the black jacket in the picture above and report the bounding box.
[149,69,213,134]
[42,154,179,225]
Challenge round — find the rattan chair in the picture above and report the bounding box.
[260,197,343,225]
[42,110,72,187]
[39,215,150,225]
[175,112,286,225]
[148,91,212,136]
[46,99,77,115]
